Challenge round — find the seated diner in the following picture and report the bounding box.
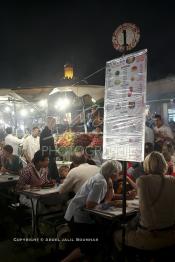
[114,151,175,251]
[61,160,122,262]
[0,145,23,175]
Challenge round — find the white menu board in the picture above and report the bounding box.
[103,49,147,162]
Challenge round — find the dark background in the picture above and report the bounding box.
[0,0,174,88]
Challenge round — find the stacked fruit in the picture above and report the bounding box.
[74,133,92,147]
[57,131,75,147]
[90,134,103,147]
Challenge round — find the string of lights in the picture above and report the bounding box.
[72,66,105,87]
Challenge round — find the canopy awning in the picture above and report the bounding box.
[49,85,105,101]
[147,76,175,102]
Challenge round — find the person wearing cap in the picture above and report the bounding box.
[61,160,122,262]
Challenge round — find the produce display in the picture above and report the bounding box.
[90,134,103,147]
[57,131,75,147]
[74,133,92,147]
[56,131,103,148]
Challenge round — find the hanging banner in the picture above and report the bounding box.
[103,49,147,162]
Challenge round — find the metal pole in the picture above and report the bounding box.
[121,29,127,260]
[123,30,127,52]
[81,97,87,133]
[122,161,127,255]
[13,101,17,131]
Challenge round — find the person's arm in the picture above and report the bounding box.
[112,193,123,200]
[164,127,174,140]
[112,190,136,200]
[126,176,137,190]
[2,168,18,175]
[23,140,32,163]
[0,166,8,173]
[57,171,74,194]
[16,169,31,191]
[0,156,13,174]
[104,178,114,202]
[41,168,51,184]
[23,151,31,163]
[86,181,107,209]
[13,136,23,145]
[0,155,4,170]
[86,201,97,209]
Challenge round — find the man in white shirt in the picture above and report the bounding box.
[5,127,23,155]
[23,127,40,163]
[58,155,99,195]
[154,114,174,151]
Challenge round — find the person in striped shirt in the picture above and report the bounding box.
[16,150,49,191]
[16,150,65,212]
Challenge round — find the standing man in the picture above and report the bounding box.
[86,105,98,131]
[154,114,174,151]
[23,127,40,163]
[40,117,59,181]
[5,127,23,155]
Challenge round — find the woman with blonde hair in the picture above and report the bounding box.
[114,151,175,251]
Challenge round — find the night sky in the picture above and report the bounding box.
[0,0,175,88]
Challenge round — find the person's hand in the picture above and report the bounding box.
[126,176,131,182]
[1,167,8,173]
[110,200,123,208]
[159,132,165,138]
[49,179,56,185]
[126,190,137,200]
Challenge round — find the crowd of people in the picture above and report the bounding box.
[1,114,175,261]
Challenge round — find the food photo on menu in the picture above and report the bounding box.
[126,56,135,64]
[128,86,133,97]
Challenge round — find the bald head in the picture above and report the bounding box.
[47,117,56,130]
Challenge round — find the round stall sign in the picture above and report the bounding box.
[112,23,140,52]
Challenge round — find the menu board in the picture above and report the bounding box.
[103,49,147,162]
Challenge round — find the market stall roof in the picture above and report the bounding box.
[49,85,105,101]
[147,76,175,102]
[3,77,175,106]
[0,89,29,104]
[11,85,105,103]
[12,87,52,103]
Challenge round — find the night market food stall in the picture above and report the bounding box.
[48,85,105,163]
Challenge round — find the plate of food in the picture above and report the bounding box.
[30,186,41,191]
[115,70,120,76]
[131,65,137,72]
[114,79,121,85]
[128,102,135,109]
[41,183,55,189]
[126,56,135,64]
